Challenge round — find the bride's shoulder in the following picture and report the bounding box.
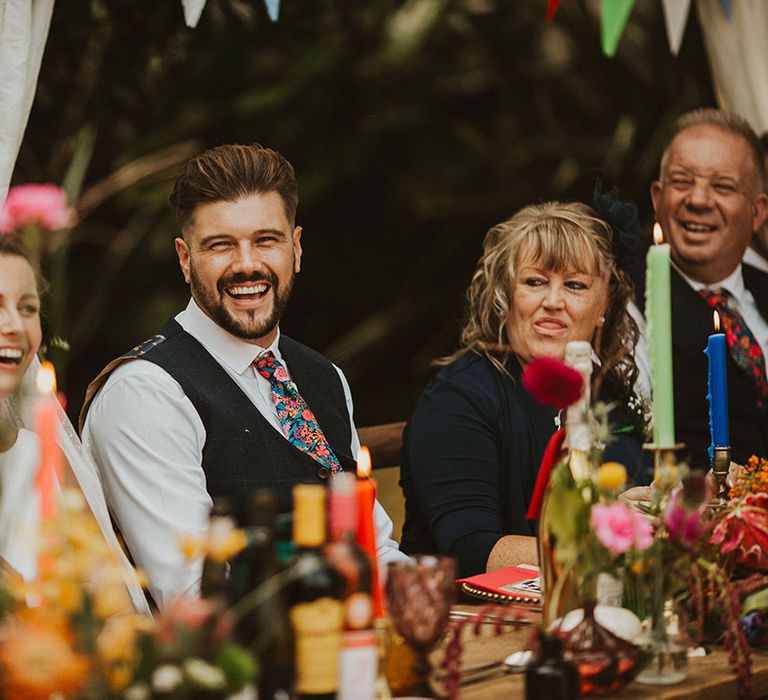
[7,428,40,465]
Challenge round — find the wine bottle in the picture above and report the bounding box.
[525,630,579,700]
[200,495,234,599]
[231,489,294,700]
[325,473,377,700]
[290,483,345,700]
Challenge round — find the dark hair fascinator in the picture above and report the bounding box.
[592,179,644,274]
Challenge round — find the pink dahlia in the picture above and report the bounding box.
[591,502,654,554]
[0,184,76,233]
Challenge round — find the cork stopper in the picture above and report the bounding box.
[292,483,326,547]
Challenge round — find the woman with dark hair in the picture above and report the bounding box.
[400,202,648,578]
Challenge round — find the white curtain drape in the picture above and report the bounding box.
[0,0,55,201]
[696,0,768,134]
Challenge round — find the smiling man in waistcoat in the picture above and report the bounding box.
[81,144,407,608]
[631,109,768,470]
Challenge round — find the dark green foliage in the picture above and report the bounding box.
[14,0,715,424]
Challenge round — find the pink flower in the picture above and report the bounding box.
[301,409,314,421]
[591,502,653,554]
[663,490,708,549]
[273,367,289,382]
[522,357,584,410]
[0,184,76,233]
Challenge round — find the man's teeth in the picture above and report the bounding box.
[683,223,716,232]
[229,284,268,295]
[0,348,22,360]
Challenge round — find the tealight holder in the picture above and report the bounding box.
[711,445,732,501]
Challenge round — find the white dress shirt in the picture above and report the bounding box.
[83,299,407,609]
[744,246,768,274]
[632,263,768,396]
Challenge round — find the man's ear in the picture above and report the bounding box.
[753,192,768,233]
[175,237,191,284]
[293,226,303,273]
[650,180,663,215]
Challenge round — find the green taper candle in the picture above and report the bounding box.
[646,223,675,448]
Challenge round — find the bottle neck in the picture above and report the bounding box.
[293,485,327,548]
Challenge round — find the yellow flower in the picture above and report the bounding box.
[596,462,627,492]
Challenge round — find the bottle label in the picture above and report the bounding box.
[338,630,378,700]
[290,597,344,694]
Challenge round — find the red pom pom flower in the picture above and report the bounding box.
[521,356,584,410]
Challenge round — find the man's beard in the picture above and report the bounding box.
[189,264,294,342]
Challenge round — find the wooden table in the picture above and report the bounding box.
[431,606,768,699]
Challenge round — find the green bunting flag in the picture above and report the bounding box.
[600,0,635,57]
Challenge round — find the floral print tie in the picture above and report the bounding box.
[698,288,768,408]
[254,351,343,473]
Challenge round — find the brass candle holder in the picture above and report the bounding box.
[711,445,732,500]
[643,443,686,495]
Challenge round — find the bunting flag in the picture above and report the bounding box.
[600,0,635,57]
[264,0,281,22]
[719,0,733,19]
[181,0,207,28]
[661,0,692,55]
[545,0,560,23]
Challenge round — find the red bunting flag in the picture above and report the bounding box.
[545,0,560,23]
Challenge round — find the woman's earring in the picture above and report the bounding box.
[597,316,606,327]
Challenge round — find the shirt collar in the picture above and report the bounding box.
[176,298,282,375]
[672,261,745,300]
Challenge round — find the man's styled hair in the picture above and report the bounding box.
[660,108,766,191]
[169,144,298,232]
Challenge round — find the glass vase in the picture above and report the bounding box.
[634,601,688,685]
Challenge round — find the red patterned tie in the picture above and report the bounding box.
[254,351,343,473]
[698,288,768,407]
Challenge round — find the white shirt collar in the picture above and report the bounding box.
[672,261,746,300]
[175,298,282,375]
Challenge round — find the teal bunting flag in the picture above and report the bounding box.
[264,0,280,22]
[719,0,732,19]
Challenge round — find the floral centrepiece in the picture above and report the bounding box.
[0,488,258,700]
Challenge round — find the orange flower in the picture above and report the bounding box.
[0,621,89,700]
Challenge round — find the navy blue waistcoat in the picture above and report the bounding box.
[85,318,355,514]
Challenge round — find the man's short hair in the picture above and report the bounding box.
[169,144,298,232]
[660,108,766,191]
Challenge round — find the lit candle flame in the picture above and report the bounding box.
[356,445,372,478]
[36,361,57,395]
[653,222,664,245]
[713,310,720,333]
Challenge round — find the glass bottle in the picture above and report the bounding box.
[525,630,579,700]
[290,483,345,700]
[325,472,377,700]
[539,341,594,626]
[231,489,294,700]
[200,495,234,599]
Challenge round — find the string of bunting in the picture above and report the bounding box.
[179,0,736,56]
[545,0,736,58]
[181,0,281,28]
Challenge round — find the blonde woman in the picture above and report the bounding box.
[400,202,648,577]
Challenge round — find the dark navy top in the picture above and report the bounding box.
[399,352,647,578]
